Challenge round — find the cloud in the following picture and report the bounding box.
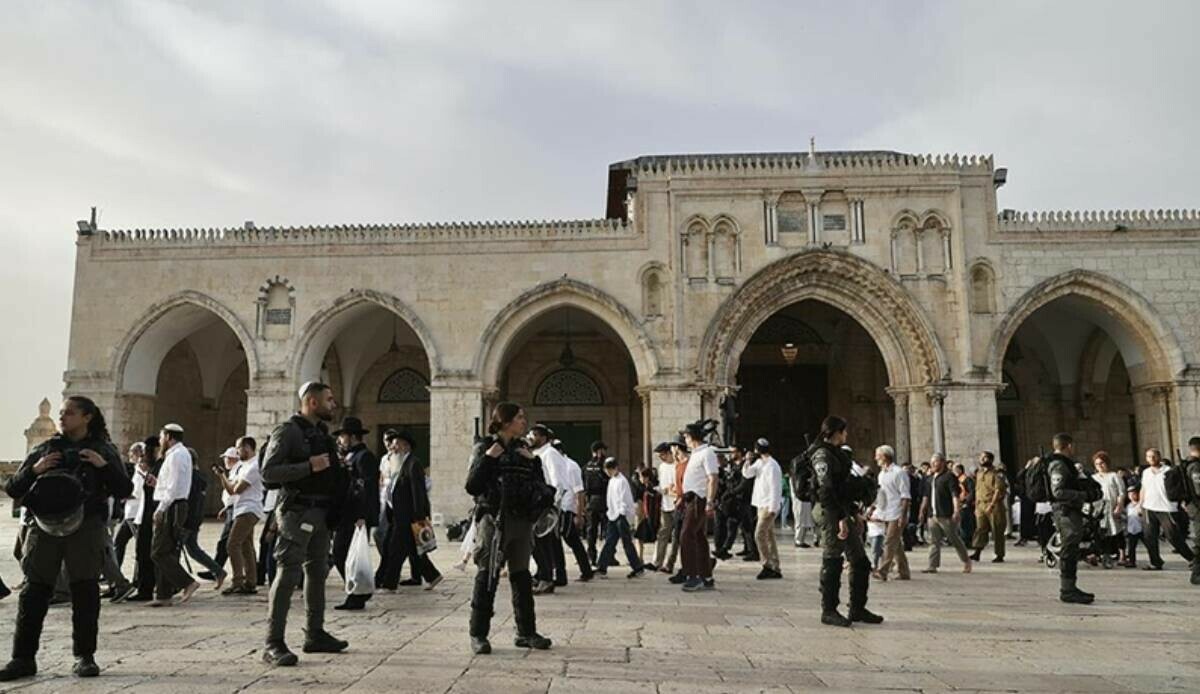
[1,0,1198,456]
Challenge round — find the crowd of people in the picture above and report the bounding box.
[3,390,1199,679]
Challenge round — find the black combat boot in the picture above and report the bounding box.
[1,582,53,681]
[1059,560,1094,604]
[509,571,551,650]
[819,557,849,626]
[302,629,349,653]
[469,570,495,654]
[847,558,884,624]
[69,580,101,673]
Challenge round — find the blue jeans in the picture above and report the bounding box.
[182,528,226,579]
[597,516,643,572]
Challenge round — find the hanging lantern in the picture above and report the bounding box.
[780,342,798,367]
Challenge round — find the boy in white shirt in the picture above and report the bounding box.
[595,458,645,579]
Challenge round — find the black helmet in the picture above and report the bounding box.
[24,470,87,537]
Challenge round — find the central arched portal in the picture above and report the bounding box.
[733,300,894,463]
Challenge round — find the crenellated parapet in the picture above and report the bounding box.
[624,151,994,176]
[94,217,635,248]
[997,208,1200,233]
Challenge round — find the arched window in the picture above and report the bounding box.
[377,368,430,403]
[684,221,709,281]
[970,263,996,314]
[712,219,739,282]
[534,369,603,406]
[642,269,664,318]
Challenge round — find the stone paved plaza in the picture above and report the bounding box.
[0,503,1197,694]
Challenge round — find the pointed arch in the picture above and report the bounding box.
[291,289,440,388]
[986,270,1186,386]
[697,249,948,388]
[474,278,660,389]
[113,291,260,396]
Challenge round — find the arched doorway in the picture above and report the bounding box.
[990,272,1184,467]
[493,306,642,468]
[115,296,254,513]
[295,297,434,459]
[733,300,894,464]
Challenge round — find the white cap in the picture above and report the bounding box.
[221,447,238,459]
[162,423,184,434]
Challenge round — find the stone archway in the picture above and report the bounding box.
[292,288,442,387]
[986,270,1185,386]
[474,278,660,389]
[988,270,1189,456]
[698,249,947,390]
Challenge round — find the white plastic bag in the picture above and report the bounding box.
[345,525,375,595]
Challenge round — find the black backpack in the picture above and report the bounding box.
[1023,457,1052,503]
[789,443,818,503]
[1164,462,1190,503]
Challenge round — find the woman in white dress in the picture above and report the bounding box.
[1090,451,1126,565]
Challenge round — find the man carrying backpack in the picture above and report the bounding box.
[1044,433,1103,604]
[1139,448,1195,572]
[1184,436,1200,586]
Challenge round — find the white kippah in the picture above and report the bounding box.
[297,381,320,400]
[756,437,770,448]
[162,423,184,434]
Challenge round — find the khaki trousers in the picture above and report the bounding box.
[972,505,1007,558]
[228,513,259,590]
[755,509,779,571]
[877,519,910,579]
[927,517,971,569]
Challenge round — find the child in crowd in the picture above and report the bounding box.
[1122,489,1143,568]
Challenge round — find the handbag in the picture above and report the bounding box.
[411,519,438,555]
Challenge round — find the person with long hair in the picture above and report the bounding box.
[1090,451,1126,566]
[1,396,133,681]
[465,402,553,655]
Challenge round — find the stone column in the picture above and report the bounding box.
[640,386,703,450]
[889,230,899,273]
[930,389,945,455]
[1172,377,1200,452]
[427,382,486,525]
[1152,386,1175,454]
[940,385,1002,470]
[907,389,934,465]
[245,375,295,444]
[887,390,911,465]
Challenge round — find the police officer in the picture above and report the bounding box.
[810,415,882,627]
[466,402,553,655]
[330,417,378,610]
[1,396,132,681]
[260,382,351,666]
[1181,436,1200,586]
[1046,432,1102,604]
[583,441,610,566]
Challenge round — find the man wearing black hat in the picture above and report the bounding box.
[330,417,379,610]
[260,382,351,667]
[583,441,611,566]
[378,430,442,591]
[678,422,719,592]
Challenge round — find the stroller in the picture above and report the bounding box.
[1044,502,1114,570]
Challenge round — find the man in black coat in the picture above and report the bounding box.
[330,417,379,611]
[378,431,442,590]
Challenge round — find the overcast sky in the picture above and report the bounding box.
[2,1,1198,458]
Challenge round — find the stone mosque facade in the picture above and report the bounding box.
[63,150,1200,521]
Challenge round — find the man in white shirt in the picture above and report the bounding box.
[1139,448,1196,570]
[873,445,911,581]
[216,436,264,595]
[652,442,680,573]
[150,423,200,606]
[743,438,784,579]
[553,440,595,582]
[595,458,645,578]
[679,421,719,592]
[529,425,571,593]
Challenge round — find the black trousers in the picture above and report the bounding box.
[533,527,566,584]
[739,505,758,554]
[584,499,606,561]
[560,511,593,578]
[379,515,440,587]
[211,508,234,571]
[113,519,136,567]
[132,515,156,597]
[1144,510,1195,568]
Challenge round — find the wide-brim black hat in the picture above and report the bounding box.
[680,421,706,439]
[332,416,370,437]
[389,430,417,451]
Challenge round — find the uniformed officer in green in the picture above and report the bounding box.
[969,451,1008,562]
[1184,436,1200,586]
[810,415,882,627]
[1,396,133,681]
[1045,432,1102,603]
